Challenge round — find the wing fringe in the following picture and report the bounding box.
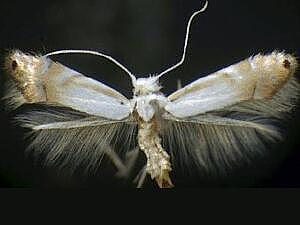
[14,106,138,175]
[161,77,300,175]
[1,79,26,111]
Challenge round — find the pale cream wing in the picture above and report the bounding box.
[165,52,297,118]
[4,50,132,120]
[160,52,299,174]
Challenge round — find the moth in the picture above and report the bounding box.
[2,1,299,188]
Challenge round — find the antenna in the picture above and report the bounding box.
[156,1,208,79]
[44,49,136,83]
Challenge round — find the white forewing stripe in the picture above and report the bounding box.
[40,61,132,119]
[165,84,246,118]
[163,113,280,135]
[52,96,131,120]
[170,81,235,102]
[53,86,127,105]
[45,62,129,101]
[32,119,133,130]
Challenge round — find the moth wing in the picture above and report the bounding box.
[165,52,297,118]
[3,50,138,176]
[15,105,138,174]
[4,50,132,120]
[161,52,299,173]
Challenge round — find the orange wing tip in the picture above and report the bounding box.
[250,52,298,99]
[4,50,50,103]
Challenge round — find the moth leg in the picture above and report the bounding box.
[105,146,140,179]
[105,147,127,177]
[124,147,140,175]
[177,79,182,90]
[133,165,147,188]
[115,147,140,178]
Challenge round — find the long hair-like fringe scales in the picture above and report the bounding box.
[2,78,138,175]
[161,77,300,175]
[2,74,299,178]
[15,106,137,174]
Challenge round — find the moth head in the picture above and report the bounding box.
[133,76,161,96]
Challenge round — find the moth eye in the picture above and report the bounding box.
[120,101,124,105]
[11,60,18,71]
[283,59,291,69]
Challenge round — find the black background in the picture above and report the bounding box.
[0,0,299,188]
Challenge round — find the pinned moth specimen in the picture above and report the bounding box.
[2,1,299,188]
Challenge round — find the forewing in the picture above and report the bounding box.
[165,52,297,118]
[4,50,132,120]
[161,52,299,174]
[3,50,138,175]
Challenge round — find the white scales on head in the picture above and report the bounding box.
[3,1,299,188]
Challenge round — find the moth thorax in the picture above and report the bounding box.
[133,77,161,95]
[5,51,49,102]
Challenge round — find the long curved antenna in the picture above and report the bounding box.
[156,1,208,79]
[44,49,136,83]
